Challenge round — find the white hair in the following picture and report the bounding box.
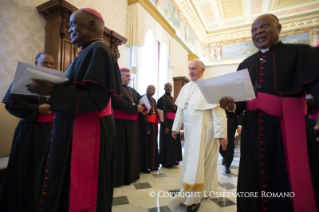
[193,59,205,69]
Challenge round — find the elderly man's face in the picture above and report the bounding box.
[251,15,281,49]
[68,10,90,47]
[121,71,131,85]
[189,60,204,81]
[36,54,54,69]
[147,85,156,97]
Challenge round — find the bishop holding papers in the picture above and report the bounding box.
[220,14,319,212]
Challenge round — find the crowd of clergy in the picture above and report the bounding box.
[0,7,319,212]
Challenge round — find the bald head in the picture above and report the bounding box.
[147,85,156,97]
[68,10,104,47]
[35,52,54,69]
[251,14,282,49]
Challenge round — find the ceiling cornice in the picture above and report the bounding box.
[128,0,176,37]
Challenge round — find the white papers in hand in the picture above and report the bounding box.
[10,61,68,97]
[139,95,151,109]
[157,109,164,122]
[196,69,256,104]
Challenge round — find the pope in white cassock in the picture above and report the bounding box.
[172,59,228,212]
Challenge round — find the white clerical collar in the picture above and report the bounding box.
[259,48,269,53]
[259,40,280,52]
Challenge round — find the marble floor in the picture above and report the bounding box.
[112,146,240,212]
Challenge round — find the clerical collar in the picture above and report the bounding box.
[259,40,282,53]
[165,92,171,96]
[259,48,269,53]
[80,38,103,50]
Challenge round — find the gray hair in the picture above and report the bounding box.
[120,68,130,76]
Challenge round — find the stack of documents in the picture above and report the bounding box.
[10,61,68,97]
[139,95,152,109]
[196,69,256,104]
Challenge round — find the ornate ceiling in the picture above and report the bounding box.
[172,0,319,43]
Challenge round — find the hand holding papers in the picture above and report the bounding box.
[196,69,256,104]
[139,95,151,110]
[11,61,68,97]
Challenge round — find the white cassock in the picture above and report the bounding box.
[172,77,227,206]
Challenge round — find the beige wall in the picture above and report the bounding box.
[205,63,239,78]
[0,0,47,156]
[170,37,190,78]
[67,0,129,68]
[0,0,47,100]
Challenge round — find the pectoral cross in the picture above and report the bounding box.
[254,78,263,95]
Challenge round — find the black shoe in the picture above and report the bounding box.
[225,166,231,174]
[187,203,201,212]
[141,168,151,174]
[222,158,225,165]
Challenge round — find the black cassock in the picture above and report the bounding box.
[0,92,52,212]
[219,112,243,169]
[139,95,159,172]
[157,93,182,166]
[112,85,141,186]
[234,41,319,212]
[34,41,122,212]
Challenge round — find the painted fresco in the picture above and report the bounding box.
[204,32,311,64]
[150,0,202,56]
[201,43,226,63]
[155,0,180,32]
[222,41,257,61]
[149,0,312,65]
[183,24,201,54]
[281,32,310,45]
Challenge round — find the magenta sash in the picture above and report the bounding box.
[113,109,138,120]
[166,112,176,120]
[309,107,318,120]
[69,100,112,212]
[21,113,54,122]
[246,92,316,212]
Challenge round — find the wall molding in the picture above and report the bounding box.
[188,53,199,61]
[128,0,176,37]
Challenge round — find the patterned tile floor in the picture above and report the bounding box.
[112,146,240,212]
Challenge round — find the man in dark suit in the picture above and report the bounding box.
[219,112,243,173]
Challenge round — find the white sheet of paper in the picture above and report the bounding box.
[196,69,256,104]
[10,61,68,97]
[157,109,164,122]
[139,95,151,109]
